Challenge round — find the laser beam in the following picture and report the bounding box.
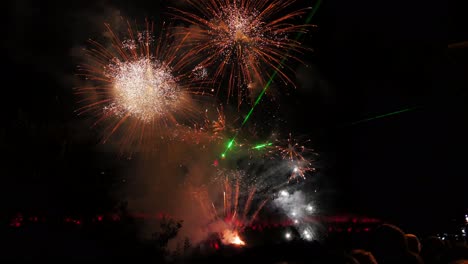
[349,107,417,126]
[221,0,322,158]
[252,142,273,150]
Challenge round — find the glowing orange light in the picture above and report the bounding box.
[222,230,246,246]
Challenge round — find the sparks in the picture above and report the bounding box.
[216,0,323,157]
[172,0,311,106]
[76,19,206,149]
[192,170,268,247]
[303,229,313,241]
[289,162,313,181]
[275,133,311,162]
[223,230,246,246]
[273,133,317,181]
[107,58,179,123]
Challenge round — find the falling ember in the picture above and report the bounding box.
[222,229,246,246]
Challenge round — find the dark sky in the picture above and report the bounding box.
[2,0,462,234]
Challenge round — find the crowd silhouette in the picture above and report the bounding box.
[1,211,467,263]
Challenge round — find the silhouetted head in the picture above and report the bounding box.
[351,249,378,264]
[421,236,446,264]
[373,224,408,254]
[449,260,468,264]
[325,252,360,264]
[406,234,422,254]
[422,236,445,253]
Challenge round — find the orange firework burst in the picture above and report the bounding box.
[171,0,311,106]
[273,133,317,181]
[274,133,311,161]
[212,107,227,139]
[75,19,208,150]
[178,105,253,145]
[176,107,228,145]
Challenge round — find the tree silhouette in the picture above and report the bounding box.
[149,217,183,259]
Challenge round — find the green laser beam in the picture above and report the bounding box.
[241,69,281,127]
[350,107,417,126]
[252,142,273,150]
[226,138,235,149]
[221,135,238,157]
[303,0,322,28]
[221,0,322,158]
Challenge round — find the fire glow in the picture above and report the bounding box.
[222,229,246,246]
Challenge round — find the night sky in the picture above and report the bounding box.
[2,0,462,235]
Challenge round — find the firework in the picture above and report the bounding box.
[76,20,208,148]
[212,107,227,139]
[179,105,265,154]
[289,162,314,181]
[219,170,269,230]
[175,106,229,147]
[172,0,311,106]
[272,133,317,181]
[222,229,246,246]
[274,189,320,242]
[193,169,269,246]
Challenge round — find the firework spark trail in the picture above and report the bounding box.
[246,198,269,228]
[172,0,313,107]
[76,20,209,149]
[220,0,322,158]
[195,190,212,221]
[242,187,257,222]
[193,170,269,246]
[224,176,232,218]
[194,188,219,222]
[232,178,240,221]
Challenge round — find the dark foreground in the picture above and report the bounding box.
[1,212,467,263]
